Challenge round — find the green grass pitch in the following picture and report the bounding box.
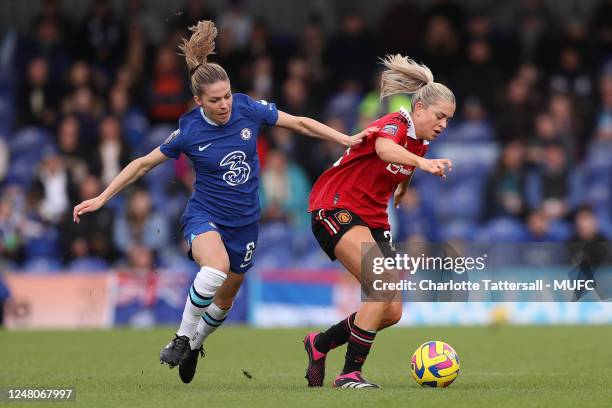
[1,325,611,407]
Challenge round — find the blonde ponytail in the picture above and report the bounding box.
[380,54,454,107]
[178,20,229,96]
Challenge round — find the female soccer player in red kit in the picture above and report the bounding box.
[303,55,455,388]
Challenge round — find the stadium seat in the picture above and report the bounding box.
[67,257,110,273]
[21,257,62,273]
[144,124,176,153]
[477,217,528,242]
[8,127,53,158]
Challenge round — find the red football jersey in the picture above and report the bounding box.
[308,108,429,229]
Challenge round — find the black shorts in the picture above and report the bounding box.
[311,208,395,261]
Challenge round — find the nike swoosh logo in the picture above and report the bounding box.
[240,263,251,268]
[199,143,212,151]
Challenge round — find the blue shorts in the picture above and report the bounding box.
[183,218,259,274]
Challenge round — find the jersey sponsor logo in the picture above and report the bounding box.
[164,129,180,144]
[199,142,212,151]
[382,124,398,136]
[220,150,251,186]
[334,210,352,224]
[240,128,252,140]
[386,163,413,176]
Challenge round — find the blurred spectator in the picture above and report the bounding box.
[526,144,582,219]
[248,56,274,101]
[30,0,75,43]
[88,116,132,187]
[325,11,376,87]
[66,61,97,94]
[218,0,253,50]
[572,206,607,242]
[513,0,555,68]
[0,192,23,262]
[525,209,557,241]
[421,15,460,82]
[17,16,72,83]
[15,57,62,129]
[77,0,125,81]
[0,270,9,326]
[590,0,612,65]
[298,16,327,91]
[453,38,503,108]
[113,188,169,255]
[108,85,149,153]
[56,115,88,184]
[548,93,584,144]
[21,183,60,261]
[147,46,189,123]
[32,150,77,224]
[324,79,363,132]
[61,86,104,145]
[60,175,116,265]
[214,26,249,87]
[527,111,574,165]
[495,77,539,143]
[379,0,425,56]
[125,243,156,271]
[484,141,528,221]
[0,136,7,183]
[595,71,612,134]
[126,0,165,47]
[124,20,154,87]
[260,150,311,231]
[549,44,593,103]
[448,97,495,142]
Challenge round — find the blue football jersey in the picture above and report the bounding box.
[160,93,279,227]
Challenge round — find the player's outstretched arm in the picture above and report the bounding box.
[73,147,169,223]
[375,137,452,179]
[274,110,377,147]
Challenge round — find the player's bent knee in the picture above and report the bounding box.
[384,302,403,327]
[194,253,230,273]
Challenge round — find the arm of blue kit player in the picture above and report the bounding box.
[274,110,378,146]
[72,147,169,223]
[375,138,452,179]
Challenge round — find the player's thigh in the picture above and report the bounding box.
[213,270,245,309]
[335,226,402,302]
[333,225,378,282]
[191,231,230,272]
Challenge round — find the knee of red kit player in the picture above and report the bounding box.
[384,302,403,327]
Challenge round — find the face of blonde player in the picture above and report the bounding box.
[194,80,233,125]
[411,99,455,142]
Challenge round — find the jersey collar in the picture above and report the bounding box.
[399,106,429,145]
[200,107,220,127]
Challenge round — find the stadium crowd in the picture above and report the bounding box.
[0,0,611,273]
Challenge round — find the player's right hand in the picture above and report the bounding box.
[418,158,452,179]
[345,126,379,146]
[73,197,104,224]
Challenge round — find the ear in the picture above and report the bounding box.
[194,95,202,106]
[412,100,424,114]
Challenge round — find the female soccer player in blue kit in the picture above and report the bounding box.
[72,20,375,383]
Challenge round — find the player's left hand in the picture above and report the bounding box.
[343,126,379,146]
[393,186,406,208]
